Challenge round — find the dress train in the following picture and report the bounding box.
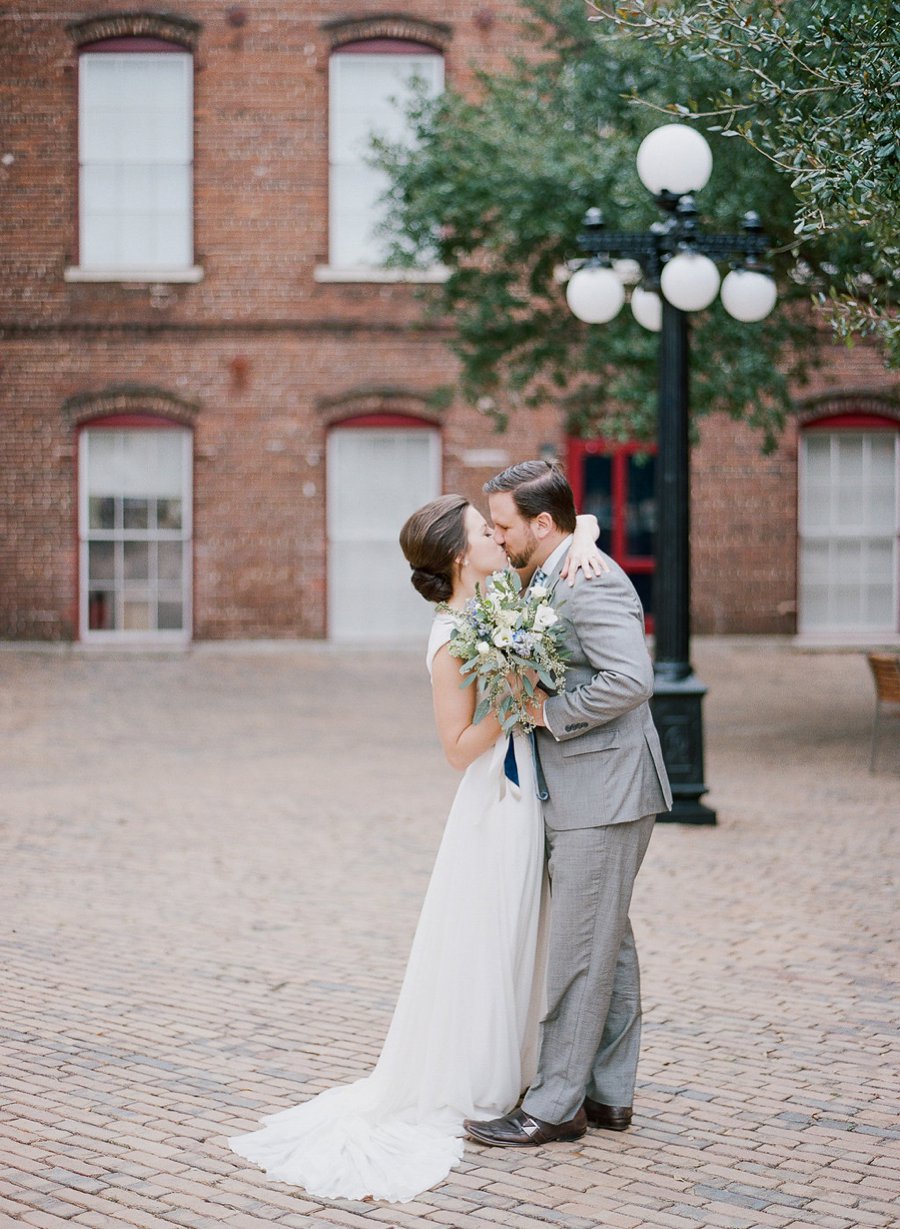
[229,615,547,1202]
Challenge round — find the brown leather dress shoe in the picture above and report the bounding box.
[584,1097,632,1131]
[464,1106,587,1147]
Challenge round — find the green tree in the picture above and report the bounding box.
[591,0,899,365]
[375,0,825,449]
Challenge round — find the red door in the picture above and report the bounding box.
[568,438,657,630]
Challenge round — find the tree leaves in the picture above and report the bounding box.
[373,0,829,448]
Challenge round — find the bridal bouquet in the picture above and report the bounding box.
[441,569,569,734]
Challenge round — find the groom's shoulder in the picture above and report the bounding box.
[562,556,642,615]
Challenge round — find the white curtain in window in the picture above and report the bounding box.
[79,52,193,270]
[327,427,441,640]
[799,430,899,633]
[329,52,443,269]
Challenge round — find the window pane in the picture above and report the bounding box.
[802,483,831,533]
[123,541,150,581]
[88,590,116,631]
[157,541,182,583]
[157,498,182,530]
[581,455,613,553]
[801,539,830,583]
[835,434,864,481]
[119,211,157,267]
[89,541,115,581]
[630,571,653,618]
[81,163,117,213]
[157,601,184,631]
[625,454,656,557]
[123,498,150,530]
[123,601,152,630]
[329,163,388,267]
[153,208,193,267]
[89,496,115,530]
[153,432,185,496]
[803,434,831,481]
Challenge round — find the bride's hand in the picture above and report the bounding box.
[561,513,609,586]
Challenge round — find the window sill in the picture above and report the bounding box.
[793,631,900,650]
[78,632,192,649]
[64,266,205,284]
[314,265,449,284]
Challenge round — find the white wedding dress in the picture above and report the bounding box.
[229,614,548,1203]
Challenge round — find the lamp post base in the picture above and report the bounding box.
[651,668,717,826]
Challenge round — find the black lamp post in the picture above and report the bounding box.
[566,124,777,826]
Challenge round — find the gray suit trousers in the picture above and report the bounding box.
[522,812,655,1124]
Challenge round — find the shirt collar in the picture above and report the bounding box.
[536,535,573,583]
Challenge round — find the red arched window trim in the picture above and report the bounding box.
[77,413,193,431]
[78,37,186,53]
[333,39,441,55]
[330,413,437,429]
[803,413,900,431]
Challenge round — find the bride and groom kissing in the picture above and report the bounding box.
[230,459,672,1203]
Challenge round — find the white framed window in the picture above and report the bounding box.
[799,423,899,637]
[79,426,193,642]
[328,44,443,271]
[75,48,196,277]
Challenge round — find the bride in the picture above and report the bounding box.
[229,495,602,1203]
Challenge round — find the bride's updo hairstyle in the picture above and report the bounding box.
[399,494,469,604]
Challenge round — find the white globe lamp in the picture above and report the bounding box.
[630,286,662,332]
[721,268,778,322]
[660,251,721,312]
[636,124,713,197]
[566,263,625,324]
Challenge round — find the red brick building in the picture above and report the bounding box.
[2,2,897,646]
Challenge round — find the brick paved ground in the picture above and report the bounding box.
[1,639,898,1229]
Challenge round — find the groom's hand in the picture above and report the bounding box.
[524,688,549,727]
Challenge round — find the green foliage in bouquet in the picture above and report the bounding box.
[440,570,570,734]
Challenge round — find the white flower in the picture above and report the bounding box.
[533,604,558,632]
[492,627,514,648]
[477,641,491,655]
[531,584,549,599]
[497,609,519,629]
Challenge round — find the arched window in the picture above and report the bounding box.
[78,416,193,641]
[70,19,198,279]
[327,38,444,270]
[798,413,899,637]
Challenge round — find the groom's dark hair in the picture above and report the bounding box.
[484,460,577,533]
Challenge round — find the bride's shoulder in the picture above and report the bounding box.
[425,611,455,676]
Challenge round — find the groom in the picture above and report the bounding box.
[465,460,672,1147]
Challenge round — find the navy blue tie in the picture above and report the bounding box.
[503,735,519,786]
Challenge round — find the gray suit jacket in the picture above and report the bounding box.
[537,551,672,830]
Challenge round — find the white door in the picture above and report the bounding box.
[327,425,441,641]
[799,428,899,635]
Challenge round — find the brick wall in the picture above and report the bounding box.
[1,2,896,640]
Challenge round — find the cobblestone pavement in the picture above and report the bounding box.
[1,639,898,1229]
